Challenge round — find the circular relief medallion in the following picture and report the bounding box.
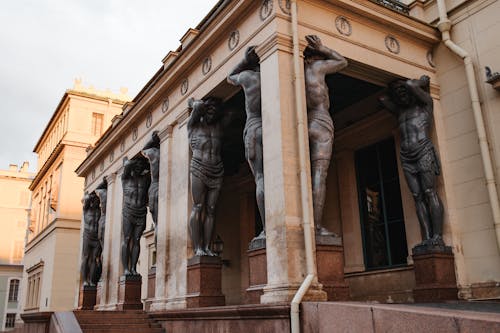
[146,112,152,128]
[91,170,95,181]
[109,150,114,162]
[426,50,436,68]
[132,127,138,141]
[120,140,125,152]
[260,0,273,21]
[161,98,169,113]
[181,79,189,95]
[279,0,291,14]
[385,35,400,54]
[228,30,240,51]
[202,57,212,75]
[335,16,352,36]
[100,162,104,172]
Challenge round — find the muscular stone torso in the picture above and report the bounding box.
[189,122,223,165]
[122,175,149,209]
[83,205,100,240]
[398,105,431,152]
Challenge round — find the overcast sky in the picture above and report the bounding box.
[0,0,219,172]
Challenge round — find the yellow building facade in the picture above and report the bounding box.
[20,83,130,313]
[74,0,500,316]
[0,163,33,331]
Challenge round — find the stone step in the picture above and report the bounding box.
[78,317,155,324]
[83,329,163,333]
[80,323,162,330]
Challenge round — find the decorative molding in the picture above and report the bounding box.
[278,0,291,15]
[369,0,409,15]
[109,150,114,162]
[99,162,104,171]
[202,57,212,75]
[158,125,174,143]
[228,30,240,51]
[335,16,352,36]
[161,98,169,113]
[486,66,500,91]
[181,79,189,95]
[260,0,273,21]
[132,127,138,141]
[426,50,435,68]
[120,140,125,152]
[146,112,153,128]
[384,35,400,54]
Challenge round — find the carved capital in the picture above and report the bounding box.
[158,125,173,143]
[106,172,118,184]
[255,32,298,62]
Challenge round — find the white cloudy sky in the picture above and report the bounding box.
[0,0,219,171]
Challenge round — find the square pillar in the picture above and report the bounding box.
[150,126,173,311]
[165,121,191,309]
[257,35,326,303]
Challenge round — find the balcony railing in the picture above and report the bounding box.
[369,0,410,15]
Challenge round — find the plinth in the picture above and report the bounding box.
[95,281,103,308]
[78,285,97,310]
[117,274,143,310]
[246,237,267,304]
[186,256,225,308]
[412,243,458,302]
[316,235,350,301]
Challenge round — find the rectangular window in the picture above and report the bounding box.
[5,313,15,328]
[91,113,104,136]
[8,279,19,302]
[355,137,408,270]
[25,262,43,310]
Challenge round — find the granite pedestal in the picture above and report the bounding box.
[186,256,225,308]
[246,237,267,304]
[412,243,458,302]
[78,285,97,310]
[117,274,143,310]
[316,235,350,301]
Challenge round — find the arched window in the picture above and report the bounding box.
[8,279,20,302]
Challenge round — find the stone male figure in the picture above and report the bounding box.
[81,191,101,286]
[121,157,151,275]
[94,178,108,282]
[188,97,224,256]
[304,35,348,235]
[227,46,265,239]
[141,131,160,245]
[379,75,444,246]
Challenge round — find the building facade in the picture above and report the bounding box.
[75,0,500,313]
[0,163,33,331]
[20,82,130,314]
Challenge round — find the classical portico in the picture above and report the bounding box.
[76,0,457,313]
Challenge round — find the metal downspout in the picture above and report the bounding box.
[290,1,316,332]
[436,0,500,252]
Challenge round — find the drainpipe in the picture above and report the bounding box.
[436,0,500,252]
[290,1,316,332]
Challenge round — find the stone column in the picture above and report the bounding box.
[107,169,124,309]
[150,126,173,311]
[256,36,326,303]
[165,119,191,309]
[96,173,117,310]
[336,150,365,273]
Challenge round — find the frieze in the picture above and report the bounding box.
[181,79,189,95]
[132,127,138,141]
[146,112,153,128]
[279,0,291,15]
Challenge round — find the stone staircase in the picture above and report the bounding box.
[74,310,164,333]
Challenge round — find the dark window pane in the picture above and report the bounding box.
[355,137,407,270]
[388,222,408,265]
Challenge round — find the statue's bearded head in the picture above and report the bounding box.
[203,97,221,124]
[389,80,413,106]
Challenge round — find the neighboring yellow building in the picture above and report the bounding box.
[0,162,33,331]
[20,81,130,313]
